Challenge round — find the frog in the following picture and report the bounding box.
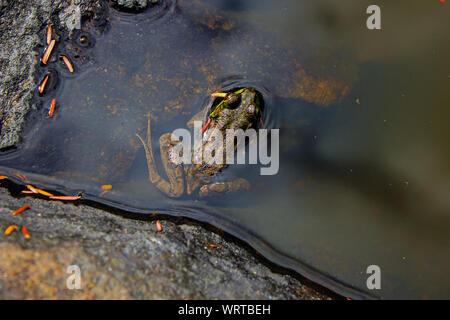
[136,87,264,198]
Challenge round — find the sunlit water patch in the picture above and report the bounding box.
[0,0,449,299]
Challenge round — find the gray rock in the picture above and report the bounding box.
[0,187,333,299]
[0,0,103,149]
[111,0,159,12]
[59,4,82,31]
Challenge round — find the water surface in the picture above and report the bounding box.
[0,0,449,299]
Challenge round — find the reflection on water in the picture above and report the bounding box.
[0,0,449,299]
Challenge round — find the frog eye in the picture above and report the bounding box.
[225,94,240,108]
[248,104,256,114]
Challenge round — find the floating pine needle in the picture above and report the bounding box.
[209,244,218,248]
[60,55,74,73]
[21,191,35,194]
[35,188,54,197]
[200,117,211,135]
[46,24,53,45]
[26,184,39,194]
[16,173,28,182]
[0,176,8,180]
[49,195,81,201]
[211,92,227,98]
[39,74,49,94]
[101,184,112,190]
[4,225,18,236]
[12,204,30,216]
[41,39,56,65]
[22,226,31,239]
[156,220,162,232]
[25,184,54,197]
[48,98,56,118]
[99,190,108,197]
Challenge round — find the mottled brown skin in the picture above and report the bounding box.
[136,88,263,198]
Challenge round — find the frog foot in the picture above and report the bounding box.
[198,178,250,198]
[136,114,184,198]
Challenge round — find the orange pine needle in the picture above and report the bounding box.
[22,226,31,239]
[49,195,81,201]
[0,176,8,180]
[60,55,74,73]
[46,24,53,45]
[21,191,35,194]
[39,74,49,94]
[41,39,56,64]
[209,244,218,248]
[4,225,18,236]
[48,98,56,118]
[26,184,39,193]
[35,188,54,197]
[26,185,53,197]
[16,173,29,182]
[101,185,112,190]
[200,117,211,135]
[12,204,30,216]
[156,220,162,232]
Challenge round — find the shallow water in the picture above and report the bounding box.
[1,0,449,299]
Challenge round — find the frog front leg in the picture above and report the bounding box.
[198,178,250,198]
[136,115,185,198]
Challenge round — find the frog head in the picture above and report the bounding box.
[208,87,264,133]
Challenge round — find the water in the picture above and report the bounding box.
[0,0,449,299]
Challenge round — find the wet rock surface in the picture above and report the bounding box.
[0,0,334,299]
[0,186,333,299]
[110,0,159,12]
[0,0,103,148]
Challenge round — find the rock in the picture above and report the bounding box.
[110,0,159,13]
[0,0,104,149]
[59,4,82,31]
[0,187,333,299]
